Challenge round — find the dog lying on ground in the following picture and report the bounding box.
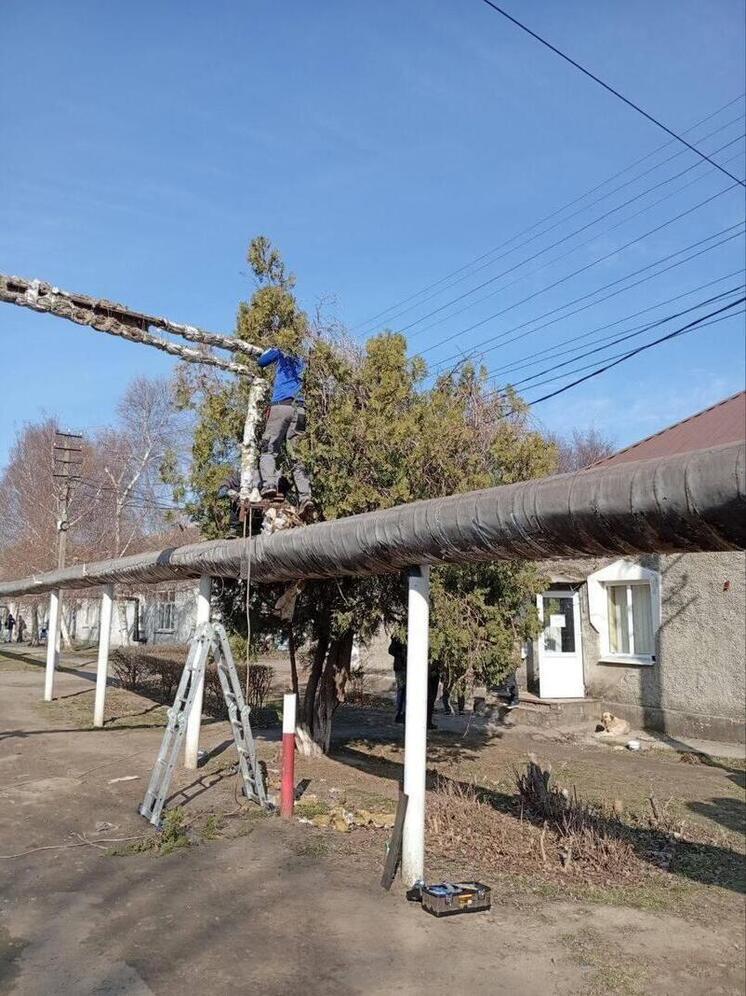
[599,711,631,736]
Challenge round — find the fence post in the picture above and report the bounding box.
[93,584,114,727]
[402,565,430,887]
[43,589,61,702]
[280,693,297,818]
[184,575,211,769]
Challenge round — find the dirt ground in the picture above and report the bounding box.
[1,647,744,995]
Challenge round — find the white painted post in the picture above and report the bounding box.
[93,585,114,728]
[184,575,211,769]
[402,565,430,888]
[43,589,61,702]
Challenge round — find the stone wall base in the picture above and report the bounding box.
[602,699,745,746]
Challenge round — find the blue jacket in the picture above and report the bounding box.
[257,348,305,404]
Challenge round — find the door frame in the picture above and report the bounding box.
[536,588,585,699]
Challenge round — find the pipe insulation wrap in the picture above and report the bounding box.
[0,442,743,598]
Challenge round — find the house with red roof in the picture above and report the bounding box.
[524,392,745,743]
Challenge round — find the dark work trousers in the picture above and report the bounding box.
[427,666,441,727]
[259,401,312,501]
[394,670,406,721]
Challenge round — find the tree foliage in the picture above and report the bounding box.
[178,237,558,751]
[549,426,615,472]
[0,378,191,646]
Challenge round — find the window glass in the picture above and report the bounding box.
[606,583,653,655]
[607,584,630,654]
[630,584,654,654]
[542,595,575,653]
[156,592,176,632]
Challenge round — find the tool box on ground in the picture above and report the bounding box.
[419,882,491,917]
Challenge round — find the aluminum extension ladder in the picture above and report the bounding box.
[139,621,268,827]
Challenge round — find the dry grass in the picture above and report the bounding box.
[424,754,746,912]
[515,756,637,876]
[426,760,674,888]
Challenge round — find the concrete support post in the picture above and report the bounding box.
[43,589,61,702]
[184,575,211,770]
[93,585,114,728]
[402,565,430,888]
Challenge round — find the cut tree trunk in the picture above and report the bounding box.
[297,629,353,756]
[315,630,354,754]
[297,626,329,755]
[30,605,39,645]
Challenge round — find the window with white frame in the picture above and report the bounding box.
[155,591,176,633]
[587,561,660,664]
[606,582,654,656]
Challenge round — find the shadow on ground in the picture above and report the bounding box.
[331,741,745,896]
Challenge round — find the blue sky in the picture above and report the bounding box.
[1,0,744,470]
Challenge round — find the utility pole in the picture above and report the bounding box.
[45,430,83,696]
[52,431,83,569]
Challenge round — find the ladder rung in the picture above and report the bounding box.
[139,621,268,825]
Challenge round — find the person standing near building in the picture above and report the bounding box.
[6,612,15,643]
[257,346,314,517]
[389,633,407,724]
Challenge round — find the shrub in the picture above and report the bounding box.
[111,645,188,696]
[110,643,275,720]
[246,665,273,710]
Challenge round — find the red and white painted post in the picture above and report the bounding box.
[280,692,296,818]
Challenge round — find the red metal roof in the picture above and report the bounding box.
[594,391,746,467]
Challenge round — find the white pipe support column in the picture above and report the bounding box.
[184,575,212,769]
[93,584,114,728]
[402,565,430,888]
[43,589,61,702]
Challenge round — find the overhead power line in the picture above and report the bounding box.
[432,224,744,372]
[479,0,746,187]
[432,225,744,371]
[501,286,744,392]
[479,298,744,416]
[518,298,746,409]
[403,134,744,337]
[352,93,745,333]
[487,269,745,379]
[371,112,745,336]
[422,179,743,362]
[77,479,185,513]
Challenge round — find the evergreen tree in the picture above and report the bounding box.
[175,237,557,752]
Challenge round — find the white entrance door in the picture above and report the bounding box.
[537,590,584,699]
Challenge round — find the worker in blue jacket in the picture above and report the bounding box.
[257,346,314,514]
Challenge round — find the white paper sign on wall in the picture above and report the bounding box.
[549,614,566,628]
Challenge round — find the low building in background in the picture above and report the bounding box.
[524,392,746,743]
[3,581,200,648]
